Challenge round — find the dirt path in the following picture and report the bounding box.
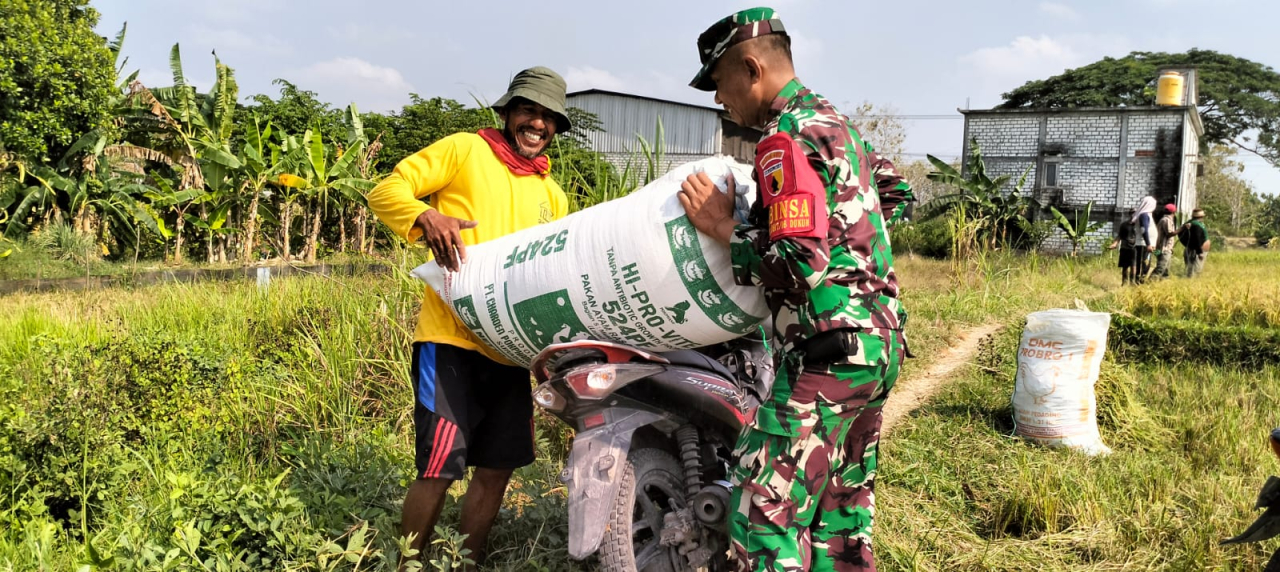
[882,322,1004,435]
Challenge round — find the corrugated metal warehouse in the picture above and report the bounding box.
[566,89,760,172]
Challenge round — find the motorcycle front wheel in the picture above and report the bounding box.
[598,448,694,572]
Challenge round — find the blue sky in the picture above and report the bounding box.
[91,0,1280,195]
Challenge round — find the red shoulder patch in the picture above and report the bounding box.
[754,133,828,241]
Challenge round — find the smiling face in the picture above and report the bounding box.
[709,44,773,129]
[499,98,559,159]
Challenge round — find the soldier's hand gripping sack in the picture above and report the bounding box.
[411,157,769,368]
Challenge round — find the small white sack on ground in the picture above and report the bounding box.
[412,157,768,368]
[1012,309,1113,456]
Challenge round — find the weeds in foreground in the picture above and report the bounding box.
[879,322,1280,571]
[1,250,1275,570]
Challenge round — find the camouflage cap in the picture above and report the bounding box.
[690,7,788,92]
[493,66,573,132]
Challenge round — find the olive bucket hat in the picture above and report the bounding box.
[690,7,788,91]
[493,66,572,133]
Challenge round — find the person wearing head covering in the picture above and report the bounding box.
[1130,196,1157,282]
[1178,208,1211,277]
[1153,203,1179,279]
[365,66,571,567]
[677,7,909,570]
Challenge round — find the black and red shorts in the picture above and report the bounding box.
[411,342,535,480]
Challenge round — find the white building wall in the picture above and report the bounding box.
[964,116,1039,156]
[1059,161,1119,205]
[1046,114,1121,158]
[982,160,1037,194]
[1179,116,1199,216]
[1121,112,1184,209]
[963,107,1194,255]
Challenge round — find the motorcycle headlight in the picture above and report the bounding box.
[567,364,663,400]
[532,383,566,412]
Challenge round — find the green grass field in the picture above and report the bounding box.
[0,249,1275,570]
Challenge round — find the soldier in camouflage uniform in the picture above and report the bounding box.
[677,7,911,572]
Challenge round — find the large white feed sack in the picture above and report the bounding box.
[1012,309,1113,456]
[412,157,768,368]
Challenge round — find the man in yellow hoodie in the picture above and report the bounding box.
[366,67,570,568]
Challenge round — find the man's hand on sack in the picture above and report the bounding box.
[415,209,478,272]
[679,172,738,247]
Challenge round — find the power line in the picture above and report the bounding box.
[890,151,961,157]
[857,115,963,120]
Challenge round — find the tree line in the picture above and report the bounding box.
[0,1,619,265]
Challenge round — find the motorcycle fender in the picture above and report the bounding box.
[564,407,666,560]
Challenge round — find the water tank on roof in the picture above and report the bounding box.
[1156,71,1185,106]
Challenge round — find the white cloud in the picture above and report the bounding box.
[958,34,1134,96]
[325,23,417,46]
[565,66,627,92]
[564,66,700,103]
[291,58,416,113]
[187,25,292,57]
[1038,2,1081,20]
[196,0,285,23]
[789,32,824,64]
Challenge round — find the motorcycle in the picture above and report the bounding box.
[1221,428,1280,571]
[531,335,773,571]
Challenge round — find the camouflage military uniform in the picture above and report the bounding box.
[691,9,910,571]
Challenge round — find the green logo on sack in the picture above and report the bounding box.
[454,296,482,331]
[662,300,692,325]
[512,289,591,349]
[665,217,758,335]
[453,294,505,353]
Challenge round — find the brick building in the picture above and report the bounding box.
[959,69,1203,253]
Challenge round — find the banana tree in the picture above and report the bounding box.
[1049,201,1107,256]
[270,128,313,261]
[120,44,241,262]
[293,127,373,262]
[140,177,207,262]
[189,50,241,263]
[185,201,234,262]
[340,103,383,254]
[236,115,284,262]
[925,139,1033,249]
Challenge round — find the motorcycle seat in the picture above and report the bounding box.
[659,350,735,381]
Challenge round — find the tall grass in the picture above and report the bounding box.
[1116,250,1280,328]
[0,269,593,571]
[878,250,1280,571]
[1,238,1274,569]
[879,349,1280,571]
[562,118,667,213]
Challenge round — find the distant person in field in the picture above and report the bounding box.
[1179,208,1211,278]
[1130,196,1157,282]
[365,67,571,570]
[1108,216,1143,285]
[1153,203,1178,279]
